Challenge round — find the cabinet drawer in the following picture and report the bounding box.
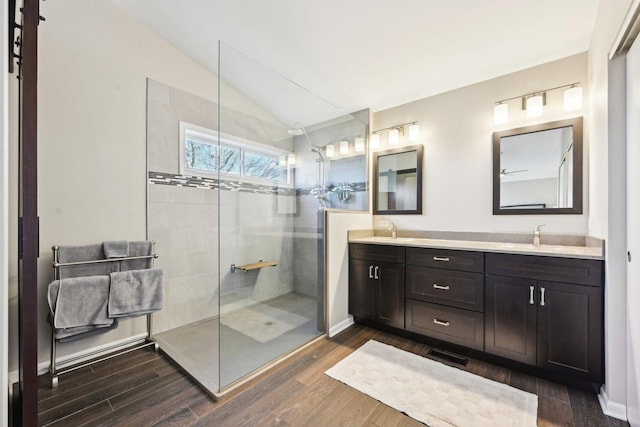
[405,300,484,351]
[349,243,404,264]
[406,266,483,312]
[406,247,484,273]
[486,253,603,287]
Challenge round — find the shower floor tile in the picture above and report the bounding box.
[153,292,321,393]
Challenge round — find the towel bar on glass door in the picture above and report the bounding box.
[49,242,160,388]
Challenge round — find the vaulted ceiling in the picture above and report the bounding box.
[112,0,600,125]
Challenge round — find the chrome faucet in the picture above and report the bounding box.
[389,222,398,239]
[533,224,545,247]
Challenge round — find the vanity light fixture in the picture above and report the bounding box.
[494,82,581,124]
[287,153,296,166]
[526,94,544,118]
[371,121,419,147]
[388,128,400,145]
[564,85,583,111]
[340,140,349,154]
[493,103,509,124]
[354,137,365,152]
[326,144,335,157]
[370,133,380,149]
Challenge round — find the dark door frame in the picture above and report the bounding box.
[15,0,39,425]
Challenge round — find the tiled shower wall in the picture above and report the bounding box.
[147,79,296,333]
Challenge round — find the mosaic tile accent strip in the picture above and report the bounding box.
[148,171,296,196]
[297,182,367,196]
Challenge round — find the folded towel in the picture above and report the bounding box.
[57,244,115,278]
[53,321,119,342]
[109,268,163,318]
[49,276,114,330]
[121,241,153,271]
[103,240,129,258]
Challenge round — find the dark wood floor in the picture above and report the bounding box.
[36,324,628,426]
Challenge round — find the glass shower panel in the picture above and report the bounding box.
[148,40,369,397]
[218,43,367,389]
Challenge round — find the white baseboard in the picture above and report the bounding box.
[9,333,149,385]
[599,386,628,421]
[329,316,354,337]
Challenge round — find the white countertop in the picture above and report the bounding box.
[349,236,604,260]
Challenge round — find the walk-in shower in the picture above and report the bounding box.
[146,43,367,396]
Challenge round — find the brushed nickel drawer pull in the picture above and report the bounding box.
[433,283,450,290]
[540,287,546,306]
[369,265,374,279]
[374,266,379,280]
[433,318,450,327]
[529,286,535,305]
[433,256,450,262]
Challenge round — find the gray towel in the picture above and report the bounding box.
[103,240,129,258]
[53,322,119,341]
[57,244,116,278]
[120,241,153,271]
[50,276,114,330]
[108,268,163,318]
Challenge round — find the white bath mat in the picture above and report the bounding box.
[220,303,309,343]
[325,340,538,427]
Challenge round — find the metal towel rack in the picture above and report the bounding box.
[49,242,159,388]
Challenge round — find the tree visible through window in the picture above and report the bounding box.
[185,138,241,175]
[181,122,288,184]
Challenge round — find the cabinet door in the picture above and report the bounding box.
[485,274,537,365]
[349,258,374,320]
[374,262,405,329]
[537,281,603,381]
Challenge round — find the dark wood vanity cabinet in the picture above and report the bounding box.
[348,244,405,329]
[404,248,485,351]
[485,253,604,382]
[348,242,604,387]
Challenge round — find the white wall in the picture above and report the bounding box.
[372,53,589,235]
[588,0,634,419]
[500,178,558,209]
[1,0,9,423]
[326,212,371,335]
[7,0,225,373]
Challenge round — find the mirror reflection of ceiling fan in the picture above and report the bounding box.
[499,168,529,177]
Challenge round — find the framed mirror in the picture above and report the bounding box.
[373,145,423,215]
[493,117,583,215]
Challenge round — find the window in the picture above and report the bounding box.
[179,122,291,185]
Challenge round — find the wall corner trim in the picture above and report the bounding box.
[328,316,354,337]
[599,385,628,421]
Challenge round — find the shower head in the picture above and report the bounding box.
[309,147,325,162]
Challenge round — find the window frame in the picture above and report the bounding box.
[179,121,293,187]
